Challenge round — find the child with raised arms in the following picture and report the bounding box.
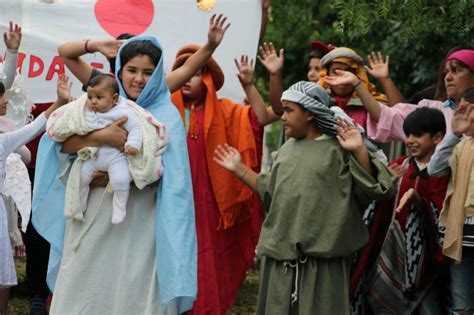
[214,81,395,314]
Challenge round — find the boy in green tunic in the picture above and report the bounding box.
[214,81,395,314]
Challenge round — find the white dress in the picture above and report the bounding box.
[49,184,178,315]
[0,114,47,288]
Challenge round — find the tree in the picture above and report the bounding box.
[257,0,474,150]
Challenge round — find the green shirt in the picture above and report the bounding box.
[256,136,395,261]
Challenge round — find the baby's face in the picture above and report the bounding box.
[86,83,117,113]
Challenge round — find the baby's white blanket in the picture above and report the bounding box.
[47,94,168,220]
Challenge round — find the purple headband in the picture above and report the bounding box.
[447,49,474,70]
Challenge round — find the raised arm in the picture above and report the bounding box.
[58,39,123,85]
[365,51,405,106]
[335,119,373,176]
[235,55,279,126]
[428,104,470,176]
[166,14,230,93]
[214,144,258,192]
[324,69,383,121]
[2,21,22,89]
[258,42,284,116]
[259,0,271,43]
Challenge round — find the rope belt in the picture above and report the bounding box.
[282,257,308,307]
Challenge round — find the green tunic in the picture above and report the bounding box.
[255,135,395,315]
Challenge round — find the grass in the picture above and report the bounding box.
[8,258,260,315]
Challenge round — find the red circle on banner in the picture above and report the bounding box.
[94,0,155,38]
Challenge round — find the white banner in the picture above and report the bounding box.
[0,0,261,103]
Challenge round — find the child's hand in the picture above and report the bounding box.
[3,21,22,51]
[257,42,284,75]
[389,162,408,178]
[323,69,359,87]
[235,55,254,88]
[396,188,422,213]
[207,14,230,49]
[124,146,137,156]
[452,102,473,137]
[213,143,242,172]
[365,51,390,80]
[57,74,73,105]
[335,119,364,151]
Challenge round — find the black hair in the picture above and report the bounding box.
[460,87,474,103]
[0,82,4,97]
[309,50,324,60]
[403,107,446,137]
[88,74,119,94]
[119,40,161,71]
[108,33,136,74]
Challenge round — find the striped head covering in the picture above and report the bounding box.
[281,81,384,157]
[281,81,338,135]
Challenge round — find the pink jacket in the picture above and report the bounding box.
[366,99,454,143]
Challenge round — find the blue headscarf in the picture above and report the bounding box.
[32,36,197,313]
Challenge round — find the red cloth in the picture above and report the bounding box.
[334,95,368,129]
[185,106,263,315]
[349,156,449,298]
[26,103,52,169]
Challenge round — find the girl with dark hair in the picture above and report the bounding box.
[33,37,197,314]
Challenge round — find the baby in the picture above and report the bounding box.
[80,74,141,224]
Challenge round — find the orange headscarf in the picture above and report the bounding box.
[171,45,259,229]
[318,47,388,103]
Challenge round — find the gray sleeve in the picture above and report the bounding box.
[1,113,47,155]
[427,132,462,177]
[1,49,18,89]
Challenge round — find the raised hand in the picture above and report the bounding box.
[207,14,231,49]
[235,55,254,88]
[323,69,359,87]
[257,42,284,75]
[396,188,422,213]
[214,143,242,172]
[451,102,473,137]
[3,21,22,51]
[56,74,73,104]
[97,40,125,59]
[365,51,389,80]
[335,119,364,151]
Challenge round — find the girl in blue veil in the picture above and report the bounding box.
[32,36,196,314]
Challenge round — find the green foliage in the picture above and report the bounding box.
[256,0,473,149]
